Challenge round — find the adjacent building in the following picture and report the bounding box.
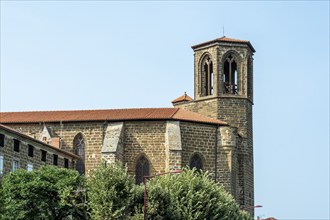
[0,124,79,177]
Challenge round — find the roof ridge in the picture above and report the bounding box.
[218,36,249,42]
[0,107,227,125]
[170,108,180,118]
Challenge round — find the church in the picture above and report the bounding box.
[0,36,255,212]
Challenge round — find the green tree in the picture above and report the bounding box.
[144,168,252,220]
[0,166,87,220]
[87,162,134,220]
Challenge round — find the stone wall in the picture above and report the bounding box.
[180,122,217,178]
[5,121,170,177]
[5,122,104,175]
[3,118,246,205]
[0,127,76,177]
[123,121,167,177]
[217,98,254,208]
[174,98,218,119]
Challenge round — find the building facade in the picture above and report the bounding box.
[0,36,255,213]
[0,124,79,177]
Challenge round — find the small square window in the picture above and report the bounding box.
[27,163,33,172]
[41,150,47,162]
[64,158,69,168]
[53,154,58,166]
[12,160,19,171]
[28,145,34,157]
[0,134,4,147]
[14,139,20,152]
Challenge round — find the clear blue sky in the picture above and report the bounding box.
[1,1,329,219]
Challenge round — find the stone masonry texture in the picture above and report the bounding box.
[0,37,255,216]
[175,39,255,214]
[0,125,77,177]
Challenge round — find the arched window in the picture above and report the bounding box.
[135,155,150,184]
[200,56,214,96]
[224,54,238,95]
[73,133,85,175]
[189,153,203,171]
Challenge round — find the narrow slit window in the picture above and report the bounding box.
[0,134,4,147]
[28,144,34,157]
[13,139,20,152]
[64,158,69,168]
[223,54,238,95]
[53,154,58,166]
[204,63,209,94]
[41,150,47,162]
[200,56,214,96]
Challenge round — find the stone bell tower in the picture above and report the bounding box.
[173,36,255,210]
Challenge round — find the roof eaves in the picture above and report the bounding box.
[174,118,228,126]
[192,37,255,52]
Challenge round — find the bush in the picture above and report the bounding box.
[144,168,252,220]
[0,166,87,220]
[87,162,134,220]
[1,163,252,220]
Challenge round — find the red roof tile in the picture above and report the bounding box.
[173,109,225,125]
[0,108,227,125]
[172,93,193,104]
[191,36,255,52]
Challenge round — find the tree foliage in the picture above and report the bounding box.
[87,162,134,220]
[144,168,252,220]
[0,163,252,220]
[0,166,87,220]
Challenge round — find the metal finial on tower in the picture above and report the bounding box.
[222,26,225,37]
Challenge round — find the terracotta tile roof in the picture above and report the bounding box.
[191,36,255,52]
[0,123,79,159]
[0,108,227,125]
[172,109,225,125]
[172,93,193,104]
